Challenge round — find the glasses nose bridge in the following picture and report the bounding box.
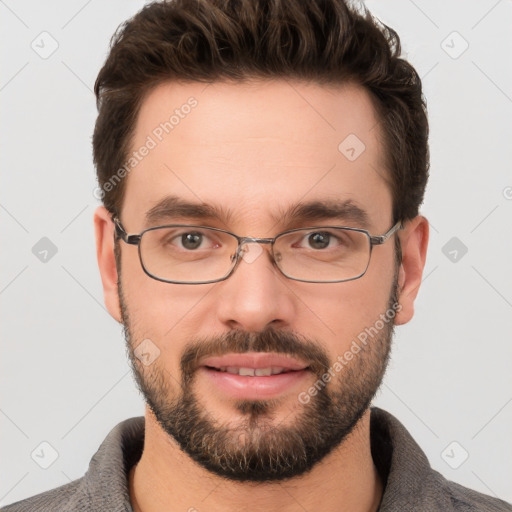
[238,236,274,246]
[234,236,275,262]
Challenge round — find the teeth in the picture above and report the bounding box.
[255,367,272,376]
[215,366,288,376]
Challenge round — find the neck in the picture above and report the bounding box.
[129,408,383,512]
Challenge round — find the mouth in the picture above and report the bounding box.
[198,353,311,400]
[205,366,305,376]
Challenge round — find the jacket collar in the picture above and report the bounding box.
[75,407,454,511]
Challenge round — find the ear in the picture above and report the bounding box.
[394,215,429,326]
[94,206,122,323]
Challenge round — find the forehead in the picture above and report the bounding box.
[122,79,392,231]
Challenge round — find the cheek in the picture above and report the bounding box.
[296,253,396,352]
[303,284,388,336]
[119,254,217,367]
[123,281,204,339]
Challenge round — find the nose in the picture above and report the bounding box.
[214,241,296,332]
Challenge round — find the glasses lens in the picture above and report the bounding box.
[274,228,371,282]
[139,226,238,283]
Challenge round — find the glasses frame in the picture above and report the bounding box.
[112,216,402,285]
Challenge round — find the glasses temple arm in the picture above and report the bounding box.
[369,221,403,245]
[112,216,141,245]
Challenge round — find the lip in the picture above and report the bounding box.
[198,352,311,400]
[200,353,309,371]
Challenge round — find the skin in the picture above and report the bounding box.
[95,79,428,512]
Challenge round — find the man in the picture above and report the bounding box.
[3,0,510,511]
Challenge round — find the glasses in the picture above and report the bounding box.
[113,216,402,285]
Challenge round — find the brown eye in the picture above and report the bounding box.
[181,232,203,250]
[307,232,331,249]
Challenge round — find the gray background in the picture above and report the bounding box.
[1,0,511,507]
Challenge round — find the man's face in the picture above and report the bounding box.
[113,80,399,481]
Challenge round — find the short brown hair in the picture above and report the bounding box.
[93,0,429,222]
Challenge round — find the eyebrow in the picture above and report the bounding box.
[145,196,234,226]
[144,195,370,229]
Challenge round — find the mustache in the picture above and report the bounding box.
[180,327,331,382]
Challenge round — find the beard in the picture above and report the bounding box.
[119,276,398,483]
